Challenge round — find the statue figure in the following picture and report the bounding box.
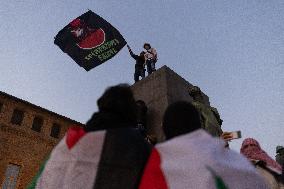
[189,86,223,137]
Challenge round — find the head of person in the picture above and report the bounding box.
[143,43,151,50]
[241,138,282,171]
[162,101,201,140]
[139,51,145,58]
[97,84,137,123]
[85,84,137,132]
[241,138,261,155]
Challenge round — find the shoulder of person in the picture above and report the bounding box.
[255,160,283,176]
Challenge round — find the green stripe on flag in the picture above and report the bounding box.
[206,166,229,189]
[26,156,49,189]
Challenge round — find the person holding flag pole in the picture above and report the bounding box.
[127,44,146,83]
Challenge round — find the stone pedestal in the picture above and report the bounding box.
[131,65,212,141]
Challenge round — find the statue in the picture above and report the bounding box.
[189,86,223,137]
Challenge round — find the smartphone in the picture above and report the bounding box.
[230,131,242,139]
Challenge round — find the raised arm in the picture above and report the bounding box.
[127,44,138,60]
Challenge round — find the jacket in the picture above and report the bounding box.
[129,50,145,70]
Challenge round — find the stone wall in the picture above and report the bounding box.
[131,65,210,141]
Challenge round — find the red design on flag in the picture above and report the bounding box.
[77,28,105,49]
[139,148,168,189]
[69,18,105,50]
[66,127,86,149]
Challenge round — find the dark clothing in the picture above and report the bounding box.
[93,128,152,189]
[85,111,152,189]
[129,51,145,82]
[134,69,145,82]
[130,52,145,70]
[85,111,135,132]
[146,59,156,74]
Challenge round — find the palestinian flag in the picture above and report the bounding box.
[139,130,270,189]
[28,127,151,189]
[54,10,127,71]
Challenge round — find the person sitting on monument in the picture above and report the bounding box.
[29,84,152,189]
[139,101,269,189]
[241,138,284,188]
[127,45,146,83]
[143,43,157,74]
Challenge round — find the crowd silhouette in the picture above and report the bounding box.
[28,84,283,189]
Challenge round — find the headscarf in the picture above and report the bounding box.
[240,138,282,172]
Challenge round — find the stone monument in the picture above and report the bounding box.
[131,65,223,142]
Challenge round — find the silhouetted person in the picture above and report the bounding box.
[31,84,152,189]
[127,45,146,83]
[85,84,137,132]
[163,101,201,140]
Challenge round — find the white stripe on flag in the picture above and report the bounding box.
[36,131,106,189]
[156,129,269,189]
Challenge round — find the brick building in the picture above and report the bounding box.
[0,91,84,189]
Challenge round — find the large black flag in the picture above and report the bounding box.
[54,11,126,71]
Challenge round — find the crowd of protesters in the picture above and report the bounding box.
[28,84,283,189]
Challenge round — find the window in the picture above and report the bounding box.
[50,123,61,138]
[2,163,21,189]
[10,109,24,125]
[31,116,43,132]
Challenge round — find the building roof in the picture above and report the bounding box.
[0,91,84,126]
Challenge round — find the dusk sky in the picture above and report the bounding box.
[0,0,283,157]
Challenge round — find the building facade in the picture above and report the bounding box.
[0,91,83,189]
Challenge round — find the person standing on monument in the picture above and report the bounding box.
[143,43,157,74]
[127,45,146,83]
